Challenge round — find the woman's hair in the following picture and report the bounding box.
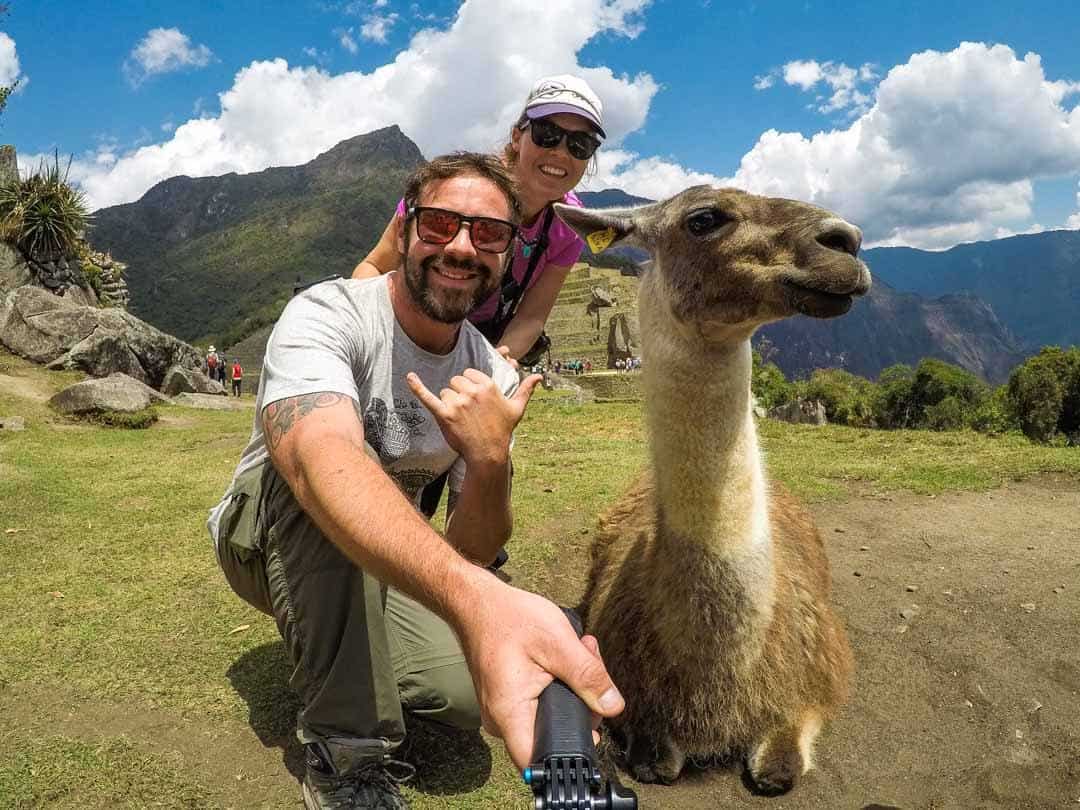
[404,151,522,222]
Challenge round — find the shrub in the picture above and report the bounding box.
[799,368,877,427]
[0,152,92,260]
[874,364,917,429]
[89,408,160,430]
[751,351,793,410]
[1006,346,1080,443]
[910,359,988,429]
[970,385,1017,435]
[923,395,967,431]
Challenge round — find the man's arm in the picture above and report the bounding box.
[443,458,512,566]
[263,391,474,609]
[263,387,625,772]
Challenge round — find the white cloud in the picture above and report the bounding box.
[729,43,1080,248]
[337,28,359,53]
[774,58,876,115]
[0,32,25,89]
[123,28,214,87]
[360,13,399,43]
[752,74,774,91]
[782,59,823,90]
[584,149,723,199]
[65,0,657,211]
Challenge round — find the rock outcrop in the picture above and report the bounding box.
[768,397,828,426]
[0,285,201,389]
[162,364,225,396]
[48,372,170,415]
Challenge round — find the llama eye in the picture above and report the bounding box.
[685,208,733,236]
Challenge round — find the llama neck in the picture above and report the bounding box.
[640,298,770,559]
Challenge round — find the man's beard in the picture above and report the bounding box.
[403,249,504,325]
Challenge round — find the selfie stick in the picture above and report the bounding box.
[524,608,638,809]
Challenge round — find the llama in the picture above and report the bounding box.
[553,186,870,794]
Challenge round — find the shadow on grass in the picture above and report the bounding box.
[226,641,305,781]
[227,641,492,795]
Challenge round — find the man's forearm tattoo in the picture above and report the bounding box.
[263,392,348,451]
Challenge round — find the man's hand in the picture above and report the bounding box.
[406,369,542,466]
[450,579,624,771]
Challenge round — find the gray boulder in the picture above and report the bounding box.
[768,397,828,426]
[0,285,201,389]
[0,242,31,294]
[173,392,249,411]
[163,365,225,396]
[49,372,170,415]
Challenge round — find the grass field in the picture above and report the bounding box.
[2,347,1078,808]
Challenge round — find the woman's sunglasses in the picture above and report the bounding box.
[407,206,518,254]
[524,117,602,161]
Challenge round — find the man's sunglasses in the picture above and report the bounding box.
[407,206,518,254]
[524,117,602,161]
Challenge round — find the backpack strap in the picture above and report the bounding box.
[481,206,556,343]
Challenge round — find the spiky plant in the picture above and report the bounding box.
[0,151,92,260]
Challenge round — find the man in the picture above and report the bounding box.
[230,358,243,397]
[207,152,623,810]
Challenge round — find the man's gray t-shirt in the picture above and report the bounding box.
[207,275,519,545]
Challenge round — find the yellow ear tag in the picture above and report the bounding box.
[586,226,617,254]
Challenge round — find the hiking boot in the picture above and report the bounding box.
[303,738,415,810]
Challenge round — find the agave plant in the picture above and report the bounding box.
[0,151,92,260]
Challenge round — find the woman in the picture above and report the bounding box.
[352,74,606,365]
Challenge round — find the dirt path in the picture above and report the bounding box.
[0,371,53,403]
[5,477,1079,808]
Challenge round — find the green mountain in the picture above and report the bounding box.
[89,125,424,344]
[864,229,1080,349]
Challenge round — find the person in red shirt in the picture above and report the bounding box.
[231,360,243,397]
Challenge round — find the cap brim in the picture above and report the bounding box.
[526,104,606,139]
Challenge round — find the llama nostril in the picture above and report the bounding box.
[816,221,862,257]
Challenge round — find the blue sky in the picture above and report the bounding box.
[3,0,1080,248]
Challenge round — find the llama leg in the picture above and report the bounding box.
[746,709,822,795]
[626,730,687,784]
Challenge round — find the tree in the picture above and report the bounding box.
[799,367,877,427]
[751,350,792,410]
[874,364,916,429]
[1006,346,1080,443]
[909,359,988,430]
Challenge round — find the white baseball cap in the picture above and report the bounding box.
[523,74,606,139]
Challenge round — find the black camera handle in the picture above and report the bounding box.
[525,607,638,810]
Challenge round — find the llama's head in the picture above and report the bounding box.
[555,186,871,337]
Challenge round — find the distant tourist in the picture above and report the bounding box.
[206,345,219,380]
[206,153,622,810]
[231,360,243,397]
[352,73,608,519]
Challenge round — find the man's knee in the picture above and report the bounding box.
[402,662,481,730]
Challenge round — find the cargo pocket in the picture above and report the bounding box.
[217,463,266,561]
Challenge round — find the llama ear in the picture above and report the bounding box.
[552,203,651,254]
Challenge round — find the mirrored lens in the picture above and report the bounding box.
[413,208,515,253]
[528,119,600,160]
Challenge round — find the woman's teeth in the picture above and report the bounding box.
[539,165,567,178]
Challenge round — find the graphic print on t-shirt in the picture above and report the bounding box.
[363,397,426,462]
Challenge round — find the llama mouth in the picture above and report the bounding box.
[781,280,856,319]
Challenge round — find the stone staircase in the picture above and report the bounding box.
[544,263,641,368]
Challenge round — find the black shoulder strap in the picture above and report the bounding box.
[499,206,555,319]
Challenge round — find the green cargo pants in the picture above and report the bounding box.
[213,461,480,753]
